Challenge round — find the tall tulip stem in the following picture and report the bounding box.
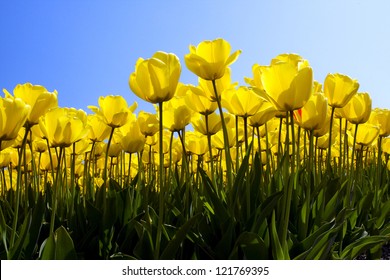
[49,146,64,234]
[212,79,233,188]
[10,127,29,248]
[155,102,164,259]
[205,114,215,184]
[327,107,336,169]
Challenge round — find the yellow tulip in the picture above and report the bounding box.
[260,55,313,111]
[33,139,48,153]
[341,92,372,125]
[191,112,223,136]
[92,141,105,158]
[0,97,31,144]
[184,84,217,115]
[382,138,390,155]
[248,101,277,128]
[198,68,237,102]
[146,134,158,147]
[154,130,171,155]
[39,149,58,171]
[316,133,336,150]
[119,120,146,154]
[0,148,13,168]
[368,108,390,137]
[245,63,266,90]
[355,123,380,146]
[313,81,323,94]
[39,107,89,148]
[4,83,58,126]
[212,127,236,149]
[184,38,241,80]
[137,111,159,137]
[67,138,90,156]
[295,93,328,131]
[87,114,111,142]
[107,142,122,158]
[324,73,359,108]
[222,86,264,117]
[89,95,137,128]
[163,93,193,132]
[129,51,181,103]
[186,132,208,156]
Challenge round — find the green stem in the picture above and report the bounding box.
[212,79,233,188]
[235,115,240,173]
[49,146,64,234]
[346,124,359,208]
[277,117,283,169]
[205,114,215,185]
[103,126,115,216]
[9,127,29,248]
[339,118,343,176]
[155,102,164,259]
[243,116,248,153]
[375,136,383,210]
[327,107,336,170]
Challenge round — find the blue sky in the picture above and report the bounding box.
[1,0,390,113]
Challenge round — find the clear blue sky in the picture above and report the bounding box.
[1,0,390,113]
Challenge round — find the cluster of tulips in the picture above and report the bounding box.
[1,38,390,260]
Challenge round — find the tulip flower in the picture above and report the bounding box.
[129,51,181,104]
[119,120,146,154]
[198,68,237,102]
[184,84,217,115]
[186,132,208,156]
[87,114,112,142]
[130,51,182,255]
[340,92,372,125]
[222,86,264,118]
[0,97,31,144]
[295,93,328,131]
[191,112,223,136]
[3,83,58,127]
[184,38,241,81]
[89,95,137,128]
[323,73,359,166]
[39,107,89,148]
[248,101,277,128]
[212,128,236,149]
[137,111,159,137]
[382,138,390,155]
[368,108,390,137]
[245,63,266,90]
[163,96,193,132]
[355,123,380,146]
[0,148,12,168]
[324,73,359,108]
[259,55,313,112]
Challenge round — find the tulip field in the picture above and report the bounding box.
[1,38,390,260]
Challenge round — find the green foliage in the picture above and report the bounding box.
[0,150,389,260]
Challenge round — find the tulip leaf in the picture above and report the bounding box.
[251,191,283,233]
[200,169,230,224]
[54,226,77,259]
[375,200,390,229]
[160,213,201,259]
[0,205,9,255]
[230,232,269,260]
[341,235,390,260]
[22,193,46,259]
[270,211,285,260]
[8,209,32,260]
[40,226,77,260]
